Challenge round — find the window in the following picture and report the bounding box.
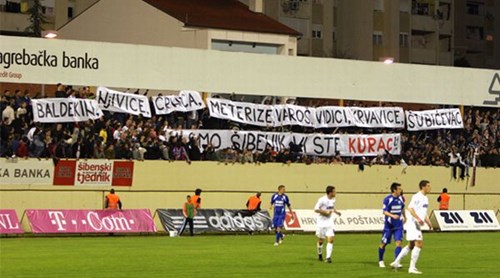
[400,0,410,13]
[312,24,323,39]
[373,32,383,46]
[374,0,384,11]
[466,3,479,15]
[399,32,409,47]
[466,26,484,40]
[312,30,322,39]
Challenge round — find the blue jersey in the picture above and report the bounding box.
[382,195,404,228]
[271,193,290,216]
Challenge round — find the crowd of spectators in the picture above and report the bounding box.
[1,86,498,171]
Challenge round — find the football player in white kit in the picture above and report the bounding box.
[390,180,433,274]
[314,185,341,263]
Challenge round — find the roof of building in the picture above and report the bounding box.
[142,0,301,36]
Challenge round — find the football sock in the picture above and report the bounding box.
[410,247,421,269]
[394,246,410,263]
[394,246,402,259]
[326,243,333,259]
[317,243,323,255]
[378,247,385,261]
[275,232,281,243]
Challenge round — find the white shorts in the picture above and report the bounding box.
[316,227,335,239]
[406,221,423,241]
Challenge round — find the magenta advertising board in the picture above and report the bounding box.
[25,209,156,234]
[0,209,24,234]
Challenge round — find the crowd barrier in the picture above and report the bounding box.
[155,209,272,234]
[430,210,500,231]
[2,209,499,235]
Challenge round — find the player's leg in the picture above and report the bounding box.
[379,229,392,267]
[394,227,404,259]
[275,215,285,244]
[315,228,325,261]
[325,229,335,263]
[178,217,188,236]
[409,240,424,274]
[188,218,194,236]
[391,223,417,268]
[273,214,281,246]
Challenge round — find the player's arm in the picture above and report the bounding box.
[182,203,187,218]
[382,198,397,219]
[408,207,424,225]
[424,215,433,230]
[333,208,341,216]
[314,208,331,216]
[314,200,331,216]
[287,204,294,220]
[105,197,109,209]
[402,206,407,224]
[383,210,399,219]
[118,200,122,210]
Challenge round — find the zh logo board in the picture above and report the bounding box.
[440,212,464,224]
[469,212,494,224]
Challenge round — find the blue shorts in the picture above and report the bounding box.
[381,226,403,244]
[273,214,285,228]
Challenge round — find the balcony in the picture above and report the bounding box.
[411,48,437,64]
[411,15,437,33]
[438,52,453,66]
[466,39,486,54]
[0,11,30,32]
[438,21,452,36]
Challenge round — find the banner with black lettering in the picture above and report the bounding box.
[96,87,151,117]
[32,98,103,123]
[156,209,272,234]
[405,108,464,131]
[152,90,205,115]
[168,129,401,156]
[206,98,405,128]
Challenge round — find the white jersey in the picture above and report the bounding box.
[314,195,336,228]
[408,191,429,224]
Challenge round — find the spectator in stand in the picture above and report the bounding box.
[448,146,465,179]
[2,102,15,125]
[0,87,498,168]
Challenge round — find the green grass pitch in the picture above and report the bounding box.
[1,232,499,277]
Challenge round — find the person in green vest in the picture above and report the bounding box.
[178,195,197,236]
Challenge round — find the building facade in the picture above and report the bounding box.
[260,0,499,69]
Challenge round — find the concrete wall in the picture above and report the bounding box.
[1,162,499,220]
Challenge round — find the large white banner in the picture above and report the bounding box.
[0,158,53,185]
[171,129,401,156]
[152,91,205,115]
[405,108,464,131]
[32,98,103,123]
[285,209,431,232]
[96,87,151,117]
[207,98,405,128]
[431,210,500,231]
[1,36,497,107]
